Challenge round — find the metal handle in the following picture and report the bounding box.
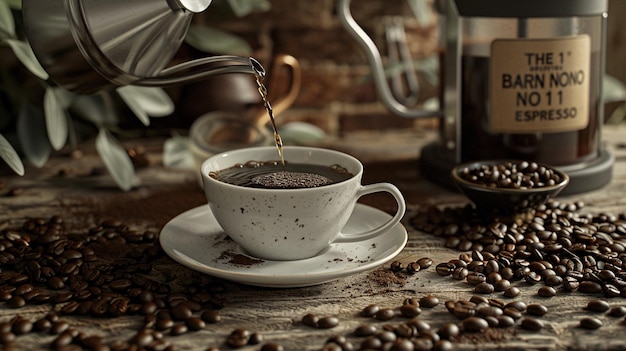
[253,54,302,127]
[385,17,420,106]
[337,0,440,119]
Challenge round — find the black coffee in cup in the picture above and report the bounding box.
[209,161,353,189]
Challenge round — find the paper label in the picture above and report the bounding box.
[489,36,590,133]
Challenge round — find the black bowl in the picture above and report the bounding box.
[451,160,570,213]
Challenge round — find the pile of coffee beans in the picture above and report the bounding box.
[0,216,273,350]
[411,200,626,299]
[315,294,553,351]
[457,161,563,189]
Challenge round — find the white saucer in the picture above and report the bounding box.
[159,203,407,288]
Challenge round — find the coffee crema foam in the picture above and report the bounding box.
[210,161,353,189]
[251,171,333,189]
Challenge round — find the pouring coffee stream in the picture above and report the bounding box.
[250,58,285,167]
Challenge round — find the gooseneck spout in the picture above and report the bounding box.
[136,56,262,87]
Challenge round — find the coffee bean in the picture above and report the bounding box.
[388,339,414,351]
[417,257,434,269]
[503,286,521,298]
[520,317,544,331]
[407,318,431,332]
[436,263,455,276]
[505,301,527,312]
[433,340,454,351]
[155,318,174,331]
[201,310,221,324]
[537,286,557,297]
[50,320,70,335]
[374,308,396,321]
[7,296,25,308]
[11,318,32,335]
[466,272,486,285]
[437,323,459,340]
[579,281,603,294]
[468,296,487,305]
[419,295,439,308]
[526,304,548,316]
[170,324,188,336]
[226,329,251,348]
[318,316,339,329]
[586,299,610,312]
[462,317,489,333]
[579,317,603,329]
[452,267,469,280]
[171,304,192,320]
[301,313,318,327]
[406,262,421,274]
[494,279,511,291]
[503,307,522,320]
[354,324,377,337]
[399,304,421,318]
[33,318,52,332]
[390,261,404,272]
[52,331,74,348]
[496,315,516,328]
[474,282,495,294]
[185,317,205,331]
[0,331,16,344]
[608,306,626,317]
[360,304,380,317]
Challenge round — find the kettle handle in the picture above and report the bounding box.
[337,0,440,119]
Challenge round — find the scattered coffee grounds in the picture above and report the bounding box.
[458,161,563,189]
[411,200,626,299]
[252,171,332,189]
[218,251,265,266]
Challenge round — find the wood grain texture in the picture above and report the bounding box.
[1,127,626,350]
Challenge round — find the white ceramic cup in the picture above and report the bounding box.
[200,146,406,261]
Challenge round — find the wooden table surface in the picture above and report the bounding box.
[1,127,626,351]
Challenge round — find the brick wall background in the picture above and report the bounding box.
[169,0,626,141]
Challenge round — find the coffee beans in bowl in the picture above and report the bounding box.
[451,160,569,213]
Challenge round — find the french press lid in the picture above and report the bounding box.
[438,0,607,18]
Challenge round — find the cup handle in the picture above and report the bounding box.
[333,183,406,243]
[254,54,302,127]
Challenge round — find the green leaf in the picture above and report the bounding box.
[71,93,119,127]
[44,87,69,150]
[17,104,51,168]
[0,133,24,175]
[603,75,626,103]
[227,0,270,17]
[95,129,135,191]
[163,136,193,169]
[117,86,174,127]
[3,0,22,10]
[407,0,434,26]
[5,39,49,80]
[184,25,252,55]
[0,0,15,38]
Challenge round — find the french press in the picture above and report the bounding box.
[338,0,612,194]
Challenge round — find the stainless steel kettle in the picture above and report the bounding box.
[22,0,259,94]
